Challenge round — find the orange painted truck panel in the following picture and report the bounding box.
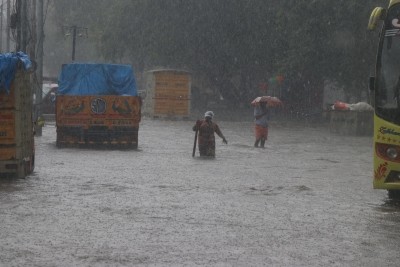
[0,111,16,145]
[56,95,141,148]
[0,70,35,178]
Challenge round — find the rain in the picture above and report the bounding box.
[1,1,400,266]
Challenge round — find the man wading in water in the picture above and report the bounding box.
[193,111,227,157]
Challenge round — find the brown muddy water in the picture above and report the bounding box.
[0,118,399,266]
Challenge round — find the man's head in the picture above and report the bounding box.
[204,111,214,120]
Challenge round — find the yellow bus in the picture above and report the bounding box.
[369,0,400,198]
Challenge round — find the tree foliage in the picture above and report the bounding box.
[51,0,385,108]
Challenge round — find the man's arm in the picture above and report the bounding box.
[193,120,201,131]
[214,124,227,144]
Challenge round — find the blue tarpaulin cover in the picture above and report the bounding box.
[58,63,137,96]
[0,52,32,94]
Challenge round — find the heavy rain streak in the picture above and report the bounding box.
[1,1,400,266]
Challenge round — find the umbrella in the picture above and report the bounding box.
[251,96,283,107]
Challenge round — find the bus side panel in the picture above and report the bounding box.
[373,115,400,189]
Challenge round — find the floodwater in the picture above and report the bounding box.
[1,118,399,266]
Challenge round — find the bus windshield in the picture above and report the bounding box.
[376,4,400,123]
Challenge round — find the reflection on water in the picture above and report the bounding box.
[0,177,24,193]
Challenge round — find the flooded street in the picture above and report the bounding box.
[1,118,399,266]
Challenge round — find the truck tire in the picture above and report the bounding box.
[28,155,35,174]
[388,190,400,199]
[17,162,26,179]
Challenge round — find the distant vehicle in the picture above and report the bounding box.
[368,1,400,198]
[142,69,191,118]
[41,83,58,114]
[55,63,141,148]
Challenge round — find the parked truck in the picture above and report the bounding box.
[143,69,191,118]
[0,52,35,178]
[55,63,141,148]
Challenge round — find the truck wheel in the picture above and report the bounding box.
[17,163,26,179]
[29,155,35,173]
[388,190,400,199]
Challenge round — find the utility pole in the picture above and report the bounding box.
[15,0,23,51]
[63,25,88,61]
[1,1,3,52]
[20,0,27,52]
[6,0,9,51]
[16,0,20,50]
[36,0,44,136]
[15,0,28,52]
[72,26,76,61]
[30,0,36,59]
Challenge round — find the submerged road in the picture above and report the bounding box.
[0,118,399,266]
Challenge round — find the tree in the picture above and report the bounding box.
[49,0,385,108]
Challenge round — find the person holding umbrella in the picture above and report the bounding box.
[192,111,227,157]
[253,102,269,148]
[251,96,282,148]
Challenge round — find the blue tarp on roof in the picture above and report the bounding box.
[0,52,32,94]
[58,63,137,96]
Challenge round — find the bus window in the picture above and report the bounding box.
[376,4,400,123]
